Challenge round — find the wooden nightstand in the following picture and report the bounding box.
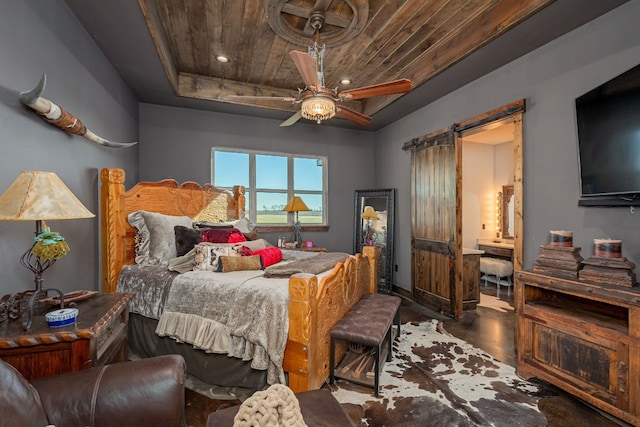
[0,292,133,380]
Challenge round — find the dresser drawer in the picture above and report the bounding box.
[478,244,513,260]
[95,301,129,365]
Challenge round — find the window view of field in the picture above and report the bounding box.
[213,149,326,224]
[257,210,323,224]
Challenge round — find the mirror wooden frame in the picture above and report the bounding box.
[501,184,514,239]
[353,189,395,293]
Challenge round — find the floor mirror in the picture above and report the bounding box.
[353,189,395,294]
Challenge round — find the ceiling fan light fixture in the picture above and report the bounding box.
[301,95,335,124]
[340,78,351,85]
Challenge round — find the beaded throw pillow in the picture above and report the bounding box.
[217,255,263,272]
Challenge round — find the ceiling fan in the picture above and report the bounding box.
[225,12,412,127]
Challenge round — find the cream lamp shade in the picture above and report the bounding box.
[0,171,95,296]
[283,196,310,248]
[361,206,379,221]
[0,171,95,221]
[283,196,311,213]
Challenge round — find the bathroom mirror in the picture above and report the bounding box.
[353,189,395,293]
[501,185,515,239]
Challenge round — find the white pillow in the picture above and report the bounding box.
[128,210,192,266]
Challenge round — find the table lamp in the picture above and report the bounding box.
[0,171,95,294]
[361,205,379,246]
[283,196,310,248]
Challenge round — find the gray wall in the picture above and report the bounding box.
[139,103,375,252]
[3,1,638,297]
[0,1,138,295]
[376,1,640,291]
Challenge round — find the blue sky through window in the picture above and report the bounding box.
[214,151,324,211]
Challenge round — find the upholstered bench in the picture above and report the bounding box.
[329,293,401,397]
[479,257,514,295]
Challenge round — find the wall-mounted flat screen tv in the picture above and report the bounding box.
[576,63,640,199]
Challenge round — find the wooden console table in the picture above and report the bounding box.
[0,292,133,380]
[515,271,640,425]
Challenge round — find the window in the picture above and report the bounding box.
[212,148,327,225]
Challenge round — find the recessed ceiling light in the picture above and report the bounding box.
[216,55,230,63]
[340,78,351,85]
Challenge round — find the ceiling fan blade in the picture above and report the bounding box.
[279,111,302,127]
[289,50,321,90]
[338,79,412,100]
[224,95,296,102]
[336,106,371,125]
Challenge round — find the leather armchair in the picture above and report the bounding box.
[1,354,186,427]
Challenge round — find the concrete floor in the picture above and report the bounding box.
[436,284,630,427]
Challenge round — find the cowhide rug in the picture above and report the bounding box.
[331,319,548,426]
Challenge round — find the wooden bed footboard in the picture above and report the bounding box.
[285,247,377,392]
[100,168,376,393]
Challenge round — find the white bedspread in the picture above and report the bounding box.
[155,270,290,385]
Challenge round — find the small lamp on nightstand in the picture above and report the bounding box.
[0,171,95,327]
[361,206,379,246]
[283,196,310,248]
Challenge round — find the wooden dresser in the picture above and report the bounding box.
[477,240,514,261]
[515,271,640,425]
[0,292,133,380]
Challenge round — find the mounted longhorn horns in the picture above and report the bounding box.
[19,74,137,148]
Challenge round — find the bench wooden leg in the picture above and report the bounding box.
[374,345,380,397]
[386,327,393,362]
[329,338,335,384]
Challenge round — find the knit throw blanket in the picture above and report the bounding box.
[233,384,307,427]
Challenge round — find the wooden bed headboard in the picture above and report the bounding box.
[100,168,245,293]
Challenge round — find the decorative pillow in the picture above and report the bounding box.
[242,230,260,241]
[194,221,234,230]
[201,227,246,244]
[240,239,273,252]
[240,246,253,256]
[252,247,283,268]
[174,226,202,257]
[233,216,256,233]
[217,255,263,272]
[193,243,239,271]
[168,248,197,274]
[128,210,192,265]
[192,198,231,223]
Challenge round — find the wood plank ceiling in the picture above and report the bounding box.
[139,0,554,125]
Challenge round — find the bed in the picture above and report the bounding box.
[99,168,377,393]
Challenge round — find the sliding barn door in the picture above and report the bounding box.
[410,130,463,317]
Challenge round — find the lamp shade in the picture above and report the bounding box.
[361,206,379,221]
[0,171,95,221]
[283,196,310,213]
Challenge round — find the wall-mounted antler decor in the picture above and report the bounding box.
[19,74,137,148]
